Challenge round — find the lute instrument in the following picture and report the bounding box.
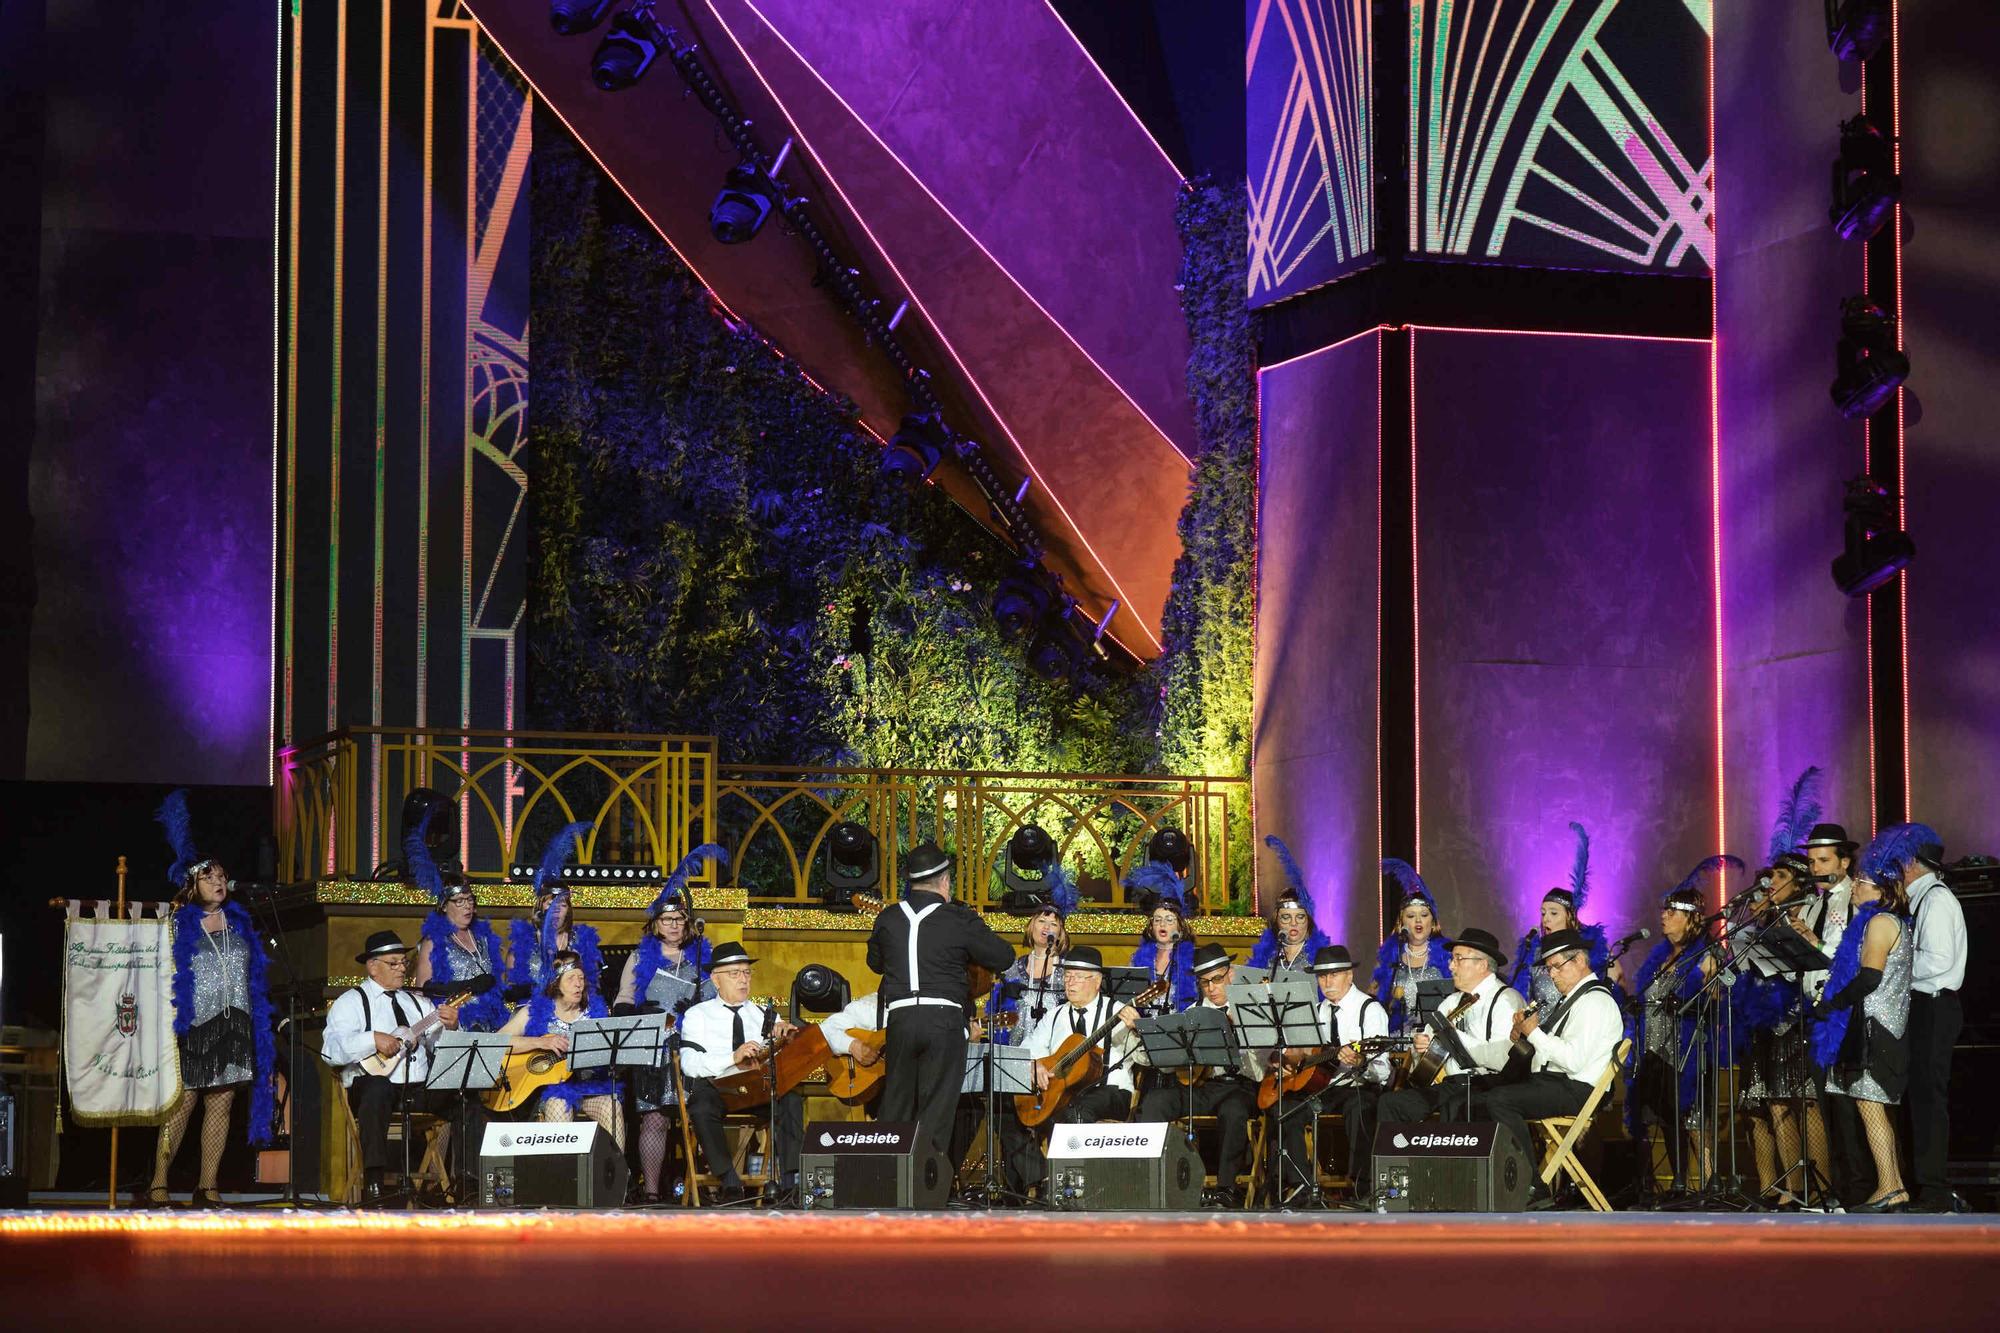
[1255,1035,1414,1110]
[1014,978,1169,1127]
[355,982,488,1078]
[712,1022,832,1112]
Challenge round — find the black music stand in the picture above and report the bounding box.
[1413,979,1456,1028]
[1419,1001,1481,1121]
[570,1013,665,1078]
[959,1042,1037,1207]
[1741,919,1835,1209]
[1099,966,1154,1006]
[1227,974,1321,1207]
[426,1032,509,1203]
[1135,1008,1237,1158]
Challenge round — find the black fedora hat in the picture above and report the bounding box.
[355,930,417,964]
[1191,942,1234,975]
[1803,823,1858,856]
[1449,927,1508,969]
[1063,945,1104,973]
[1309,945,1355,973]
[1535,928,1589,966]
[903,840,951,884]
[709,941,756,968]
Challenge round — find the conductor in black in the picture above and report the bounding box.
[867,840,1015,1156]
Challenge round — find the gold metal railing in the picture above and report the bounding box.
[276,727,718,888]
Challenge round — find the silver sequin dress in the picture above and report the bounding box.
[1638,955,1701,1130]
[1390,957,1446,1035]
[1826,914,1913,1105]
[183,926,255,1088]
[634,950,713,1112]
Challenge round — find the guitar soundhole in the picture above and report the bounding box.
[528,1053,557,1075]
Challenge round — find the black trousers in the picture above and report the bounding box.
[347,1076,490,1176]
[685,1080,803,1190]
[1375,1073,1485,1128]
[1906,990,1961,1202]
[880,1005,969,1157]
[1268,1084,1373,1197]
[1138,1077,1254,1191]
[1473,1072,1592,1165]
[999,1086,1132,1196]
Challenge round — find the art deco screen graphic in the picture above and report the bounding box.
[1247,0,1375,307]
[1409,0,1712,271]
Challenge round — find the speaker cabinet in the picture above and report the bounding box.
[800,1122,951,1210]
[1373,1122,1532,1212]
[478,1121,628,1208]
[1045,1123,1203,1211]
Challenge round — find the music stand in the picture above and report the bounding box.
[1741,919,1835,1210]
[1414,979,1456,1027]
[961,1042,1037,1207]
[427,1033,510,1203]
[1233,965,1272,985]
[1228,975,1320,1206]
[569,1013,665,1074]
[1135,1008,1237,1160]
[1099,966,1155,1006]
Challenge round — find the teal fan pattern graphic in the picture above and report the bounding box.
[1411,0,1713,271]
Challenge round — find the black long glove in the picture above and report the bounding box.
[1810,966,1881,1022]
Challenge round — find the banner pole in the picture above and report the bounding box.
[106,855,127,1211]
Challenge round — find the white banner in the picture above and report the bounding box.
[62,912,181,1124]
[1046,1122,1170,1158]
[480,1122,597,1157]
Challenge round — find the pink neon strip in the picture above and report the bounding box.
[731,0,1195,469]
[1260,323,1391,374]
[1707,26,1725,869]
[702,0,1162,656]
[1406,322,1709,345]
[1374,328,1384,895]
[1409,329,1421,872]
[1892,0,1910,819]
[1039,0,1185,177]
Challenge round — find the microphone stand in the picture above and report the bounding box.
[241,882,320,1208]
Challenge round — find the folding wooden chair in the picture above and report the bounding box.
[1529,1038,1631,1212]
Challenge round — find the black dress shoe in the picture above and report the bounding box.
[189,1188,224,1210]
[1851,1189,1910,1214]
[359,1182,384,1209]
[1911,1191,1957,1214]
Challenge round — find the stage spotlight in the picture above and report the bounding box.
[998,823,1060,914]
[591,8,664,92]
[710,163,776,244]
[1830,115,1899,242]
[881,413,949,485]
[1830,296,1910,419]
[1147,827,1192,874]
[991,566,1053,639]
[788,963,851,1023]
[1027,609,1087,684]
[550,0,618,35]
[1831,476,1914,598]
[821,820,880,905]
[1825,0,1891,63]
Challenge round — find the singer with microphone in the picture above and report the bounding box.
[1626,871,1721,1196]
[407,808,510,1032]
[1735,847,1833,1208]
[1509,822,1612,1011]
[1126,862,1199,1013]
[985,862,1079,1041]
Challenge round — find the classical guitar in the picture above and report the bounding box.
[1398,991,1479,1089]
[355,983,488,1078]
[824,1011,1017,1105]
[485,1044,573,1113]
[1255,1035,1414,1111]
[1014,978,1170,1128]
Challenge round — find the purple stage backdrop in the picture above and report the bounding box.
[1253,332,1381,950]
[1413,329,1716,943]
[1714,2,1870,860]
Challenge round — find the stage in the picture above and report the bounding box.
[3,1210,1995,1329]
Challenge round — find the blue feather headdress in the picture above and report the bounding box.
[533,821,595,898]
[1766,766,1824,865]
[1861,822,1944,883]
[1041,859,1080,918]
[1543,822,1592,913]
[406,806,448,905]
[1122,858,1188,914]
[1664,853,1742,912]
[649,843,729,918]
[1263,834,1314,921]
[155,789,211,889]
[1381,858,1435,915]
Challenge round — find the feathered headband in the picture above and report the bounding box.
[1861,823,1944,882]
[1264,834,1315,920]
[1040,859,1081,918]
[1663,853,1743,914]
[1381,858,1435,914]
[534,821,595,898]
[405,806,451,906]
[1123,857,1188,916]
[649,843,729,918]
[155,788,213,888]
[1766,766,1824,865]
[1543,822,1592,911]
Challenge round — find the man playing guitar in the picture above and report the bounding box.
[1367,928,1526,1142]
[1002,946,1144,1195]
[677,941,802,1204]
[1131,943,1261,1208]
[1262,944,1393,1205]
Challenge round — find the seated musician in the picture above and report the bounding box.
[1264,945,1390,1206]
[1370,928,1525,1132]
[676,941,803,1204]
[494,949,624,1147]
[1131,942,1259,1209]
[1473,929,1623,1197]
[1001,946,1139,1196]
[321,930,486,1206]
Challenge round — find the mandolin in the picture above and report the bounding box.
[1014,978,1170,1127]
[356,984,487,1078]
[1255,1035,1414,1111]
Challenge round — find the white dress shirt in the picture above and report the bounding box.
[1319,987,1392,1086]
[1908,872,1969,995]
[1023,993,1140,1094]
[679,995,780,1079]
[321,979,440,1087]
[1524,978,1623,1081]
[818,992,886,1057]
[1437,973,1526,1076]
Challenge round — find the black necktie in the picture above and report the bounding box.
[728,1004,745,1051]
[388,990,410,1029]
[1072,1007,1086,1036]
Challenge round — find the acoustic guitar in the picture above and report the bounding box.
[1397,991,1478,1089]
[824,1011,1018,1105]
[1014,978,1170,1128]
[485,1044,574,1113]
[1255,1035,1413,1111]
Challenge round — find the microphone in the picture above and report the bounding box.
[229,879,281,894]
[1169,929,1182,944]
[1613,927,1651,950]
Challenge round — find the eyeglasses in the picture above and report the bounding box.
[378,958,409,970]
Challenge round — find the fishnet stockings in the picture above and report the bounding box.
[640,1110,672,1195]
[152,1087,236,1191]
[1855,1098,1906,1202]
[539,1093,625,1149]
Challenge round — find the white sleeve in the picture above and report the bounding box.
[321,990,375,1068]
[1360,998,1391,1084]
[1912,889,1967,992]
[677,1004,733,1080]
[1023,1009,1059,1061]
[819,995,877,1057]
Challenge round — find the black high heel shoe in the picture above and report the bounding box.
[189,1187,224,1209]
[1851,1189,1909,1214]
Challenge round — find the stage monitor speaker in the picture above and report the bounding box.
[1045,1122,1203,1212]
[801,1122,949,1210]
[1373,1122,1531,1212]
[477,1121,628,1208]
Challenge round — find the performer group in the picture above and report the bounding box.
[135,770,1972,1216]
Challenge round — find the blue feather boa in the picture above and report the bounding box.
[524,992,613,1105]
[631,934,711,1007]
[420,913,510,1030]
[1129,938,1199,1010]
[1371,935,1450,1030]
[1811,901,1897,1069]
[1249,925,1330,971]
[170,901,277,1145]
[1626,938,1709,1132]
[507,917,603,996]
[1508,921,1611,996]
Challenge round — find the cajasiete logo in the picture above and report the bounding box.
[510,1129,584,1148]
[826,1129,903,1147]
[1065,1134,1081,1152]
[1407,1131,1479,1148]
[819,1132,836,1148]
[1392,1133,1408,1150]
[499,1132,513,1149]
[1080,1134,1151,1150]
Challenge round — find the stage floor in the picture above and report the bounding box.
[3,1209,1996,1329]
